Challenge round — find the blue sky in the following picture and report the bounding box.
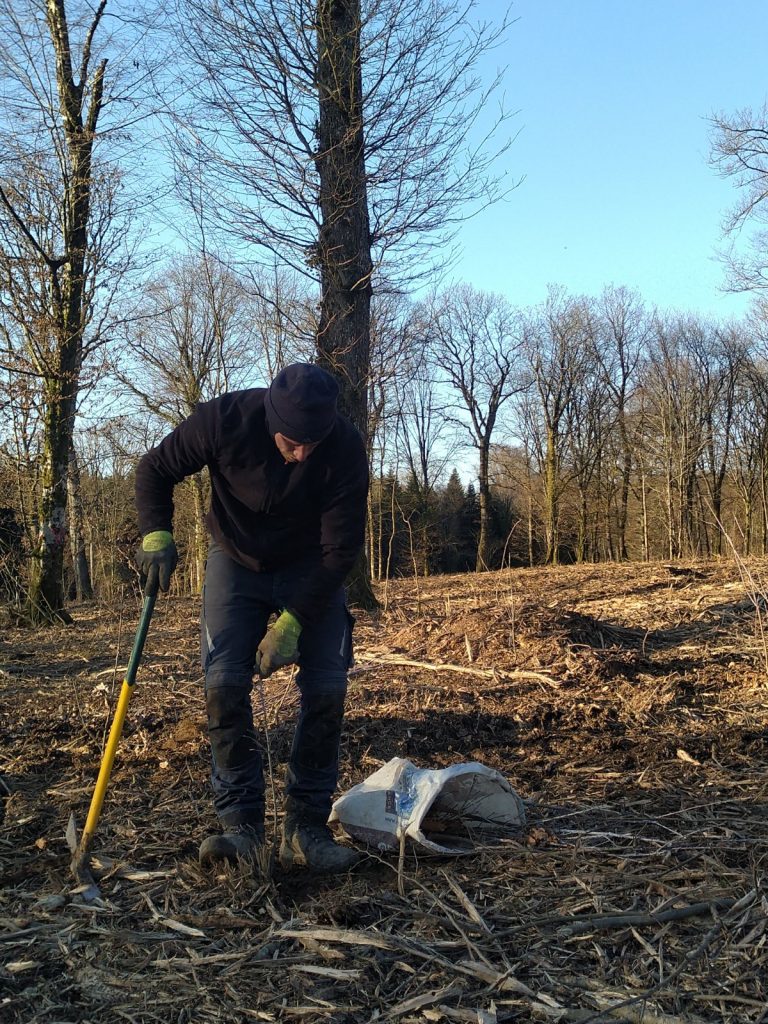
[454,1,767,320]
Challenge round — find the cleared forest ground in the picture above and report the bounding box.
[2,559,768,1023]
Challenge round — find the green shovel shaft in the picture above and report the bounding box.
[79,589,157,851]
[125,589,157,685]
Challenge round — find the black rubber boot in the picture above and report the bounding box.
[279,797,360,873]
[280,691,358,872]
[199,821,266,866]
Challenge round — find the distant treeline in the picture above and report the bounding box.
[4,265,768,604]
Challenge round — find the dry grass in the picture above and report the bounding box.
[2,558,768,1023]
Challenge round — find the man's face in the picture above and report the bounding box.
[274,432,321,464]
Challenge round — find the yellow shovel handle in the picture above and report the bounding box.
[81,679,133,847]
[77,589,157,857]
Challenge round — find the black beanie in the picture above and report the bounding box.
[264,363,340,443]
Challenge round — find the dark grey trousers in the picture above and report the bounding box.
[201,542,353,827]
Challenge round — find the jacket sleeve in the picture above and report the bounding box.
[288,435,370,624]
[135,403,219,535]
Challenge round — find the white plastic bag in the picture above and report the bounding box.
[330,757,525,855]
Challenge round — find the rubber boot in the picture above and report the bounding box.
[199,821,266,866]
[279,690,358,872]
[279,796,360,873]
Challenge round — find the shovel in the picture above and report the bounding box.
[67,584,158,895]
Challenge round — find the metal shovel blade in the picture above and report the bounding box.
[66,811,101,901]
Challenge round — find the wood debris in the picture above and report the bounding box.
[1,559,768,1022]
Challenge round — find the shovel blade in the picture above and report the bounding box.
[65,811,79,855]
[66,812,101,901]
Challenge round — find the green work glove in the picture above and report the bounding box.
[136,530,178,595]
[256,610,302,678]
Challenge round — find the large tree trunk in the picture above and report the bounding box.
[314,0,375,607]
[315,0,372,438]
[30,378,77,621]
[26,0,106,621]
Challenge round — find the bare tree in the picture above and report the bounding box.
[642,317,712,558]
[393,364,456,575]
[366,292,421,577]
[0,0,159,620]
[593,287,647,560]
[172,0,514,431]
[115,254,264,589]
[0,1,110,619]
[564,315,606,563]
[522,289,592,565]
[694,324,747,555]
[428,284,524,570]
[732,304,768,553]
[711,105,768,292]
[170,0,514,606]
[397,371,455,501]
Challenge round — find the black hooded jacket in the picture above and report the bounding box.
[134,389,369,624]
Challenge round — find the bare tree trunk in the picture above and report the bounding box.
[640,466,650,562]
[617,423,632,560]
[527,493,534,568]
[314,0,375,608]
[576,488,588,563]
[314,0,372,436]
[476,443,491,570]
[741,484,753,554]
[544,427,559,564]
[29,381,75,620]
[67,449,93,600]
[666,460,675,559]
[188,472,207,592]
[367,488,376,579]
[22,0,107,621]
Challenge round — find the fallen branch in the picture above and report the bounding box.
[352,654,560,688]
[557,896,738,936]
[492,896,739,938]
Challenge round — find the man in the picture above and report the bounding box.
[134,363,369,873]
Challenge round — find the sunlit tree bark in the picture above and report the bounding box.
[0,0,109,620]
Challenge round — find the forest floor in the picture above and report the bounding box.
[2,558,768,1023]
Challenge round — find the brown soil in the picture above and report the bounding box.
[2,559,768,1022]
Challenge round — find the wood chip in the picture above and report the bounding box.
[288,964,362,980]
[6,563,768,1024]
[5,960,41,973]
[159,918,206,938]
[277,926,393,949]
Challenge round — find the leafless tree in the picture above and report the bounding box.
[428,284,524,570]
[366,292,422,576]
[564,315,607,563]
[694,324,748,555]
[115,254,263,589]
[397,372,455,501]
[0,0,161,620]
[731,305,768,553]
[711,104,768,292]
[641,317,711,558]
[171,0,514,434]
[593,287,647,559]
[521,289,593,565]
